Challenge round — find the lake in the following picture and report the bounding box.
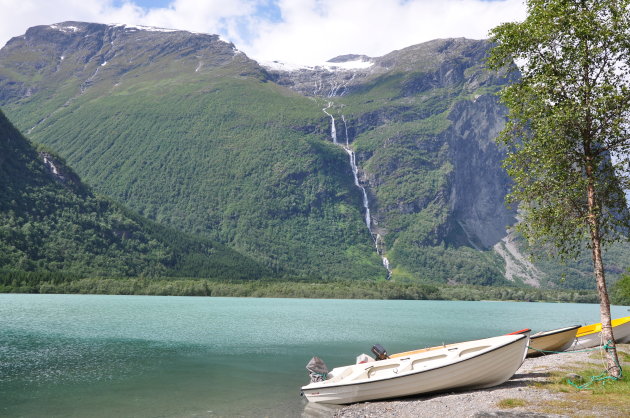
[1,294,628,417]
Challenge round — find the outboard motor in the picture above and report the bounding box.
[305,356,329,383]
[371,344,389,361]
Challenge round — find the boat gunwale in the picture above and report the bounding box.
[531,325,580,340]
[576,316,630,338]
[301,334,527,391]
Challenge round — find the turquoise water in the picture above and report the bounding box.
[1,294,628,417]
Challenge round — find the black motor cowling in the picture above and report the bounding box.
[371,344,389,360]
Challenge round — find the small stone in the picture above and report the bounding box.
[566,373,584,382]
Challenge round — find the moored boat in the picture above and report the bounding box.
[568,316,630,350]
[301,334,529,405]
[386,328,531,360]
[526,325,580,357]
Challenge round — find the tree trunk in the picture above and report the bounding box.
[579,34,621,378]
[590,230,621,377]
[587,179,621,377]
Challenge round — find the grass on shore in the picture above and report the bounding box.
[496,398,527,408]
[532,345,630,416]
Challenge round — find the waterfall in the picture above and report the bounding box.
[325,105,392,279]
[42,155,60,175]
[344,148,371,228]
[376,233,391,279]
[322,102,337,144]
[382,254,391,274]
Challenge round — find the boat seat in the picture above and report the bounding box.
[367,363,401,379]
[326,367,354,383]
[411,354,447,370]
[459,346,490,357]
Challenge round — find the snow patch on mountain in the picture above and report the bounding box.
[119,24,179,33]
[262,59,373,72]
[50,24,80,33]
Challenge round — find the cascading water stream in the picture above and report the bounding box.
[345,147,371,228]
[325,105,392,279]
[341,115,350,147]
[322,103,337,144]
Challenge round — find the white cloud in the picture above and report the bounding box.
[131,0,257,40]
[245,0,526,64]
[0,0,526,64]
[0,0,112,46]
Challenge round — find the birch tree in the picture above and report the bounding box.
[487,0,630,377]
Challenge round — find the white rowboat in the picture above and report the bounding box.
[527,325,580,357]
[301,334,529,405]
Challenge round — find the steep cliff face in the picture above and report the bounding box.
[446,95,514,250]
[266,39,518,284]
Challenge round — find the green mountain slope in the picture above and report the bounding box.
[0,108,267,279]
[1,23,626,288]
[0,22,384,281]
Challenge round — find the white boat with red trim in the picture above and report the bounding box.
[300,333,529,405]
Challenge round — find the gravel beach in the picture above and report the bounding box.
[302,344,630,417]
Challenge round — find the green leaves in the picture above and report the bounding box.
[488,0,630,260]
[489,5,630,377]
[611,270,630,305]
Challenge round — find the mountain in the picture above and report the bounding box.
[268,39,520,285]
[0,22,626,287]
[0,22,384,281]
[0,108,267,279]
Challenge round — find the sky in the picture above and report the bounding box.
[0,0,526,65]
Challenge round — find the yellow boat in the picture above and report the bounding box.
[569,316,630,350]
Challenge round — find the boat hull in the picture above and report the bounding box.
[569,316,630,350]
[301,334,528,405]
[527,325,580,357]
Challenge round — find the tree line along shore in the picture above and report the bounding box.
[2,271,627,304]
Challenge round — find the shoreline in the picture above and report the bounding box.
[324,345,629,417]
